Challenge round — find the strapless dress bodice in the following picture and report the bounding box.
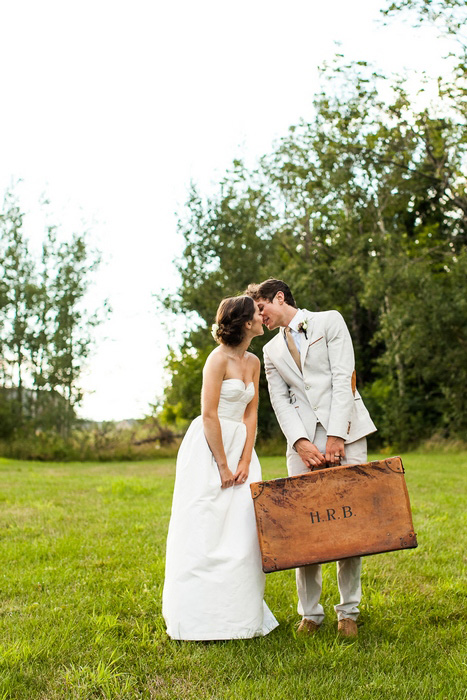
[218,379,255,422]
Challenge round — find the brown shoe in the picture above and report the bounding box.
[338,618,358,638]
[297,618,321,636]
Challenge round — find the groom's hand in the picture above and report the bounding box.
[294,438,326,469]
[325,436,346,466]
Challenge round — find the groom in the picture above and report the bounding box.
[247,278,376,638]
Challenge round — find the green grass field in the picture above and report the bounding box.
[0,452,465,699]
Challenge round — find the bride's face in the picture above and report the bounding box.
[249,302,264,338]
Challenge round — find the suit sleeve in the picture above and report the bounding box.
[325,311,356,439]
[263,346,309,447]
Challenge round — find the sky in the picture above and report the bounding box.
[0,0,451,421]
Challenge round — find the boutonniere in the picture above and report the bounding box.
[297,320,308,339]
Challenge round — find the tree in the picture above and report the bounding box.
[47,232,103,435]
[0,188,106,439]
[158,4,467,447]
[159,171,282,437]
[0,190,38,424]
[382,0,467,36]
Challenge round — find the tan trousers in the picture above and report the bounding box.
[286,424,367,623]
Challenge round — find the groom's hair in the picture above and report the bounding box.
[245,278,297,308]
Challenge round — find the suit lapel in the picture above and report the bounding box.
[300,311,315,367]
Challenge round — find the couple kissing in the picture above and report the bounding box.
[162,278,376,641]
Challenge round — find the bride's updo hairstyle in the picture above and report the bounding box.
[213,295,255,347]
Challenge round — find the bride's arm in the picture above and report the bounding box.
[234,355,260,484]
[201,351,235,489]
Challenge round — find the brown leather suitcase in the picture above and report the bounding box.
[250,456,417,573]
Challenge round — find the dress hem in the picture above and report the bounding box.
[166,620,279,641]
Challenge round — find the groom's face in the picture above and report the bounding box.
[256,294,284,330]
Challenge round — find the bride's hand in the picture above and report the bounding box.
[234,459,249,485]
[218,465,235,489]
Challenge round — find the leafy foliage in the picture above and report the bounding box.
[159,9,467,448]
[0,189,106,440]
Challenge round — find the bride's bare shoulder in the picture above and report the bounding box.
[204,347,228,374]
[245,352,261,369]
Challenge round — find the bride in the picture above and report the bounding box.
[162,295,278,640]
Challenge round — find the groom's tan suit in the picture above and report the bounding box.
[263,308,376,623]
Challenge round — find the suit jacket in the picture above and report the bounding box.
[263,309,376,449]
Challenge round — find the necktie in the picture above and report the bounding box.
[285,327,301,371]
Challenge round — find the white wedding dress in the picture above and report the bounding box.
[162,379,278,640]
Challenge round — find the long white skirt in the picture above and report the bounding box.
[162,415,278,640]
